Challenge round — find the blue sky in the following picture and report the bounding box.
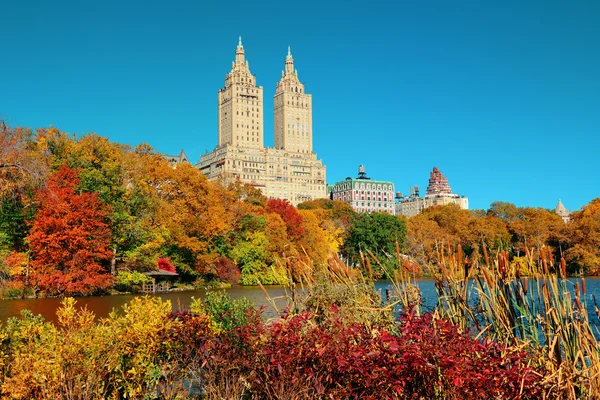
[2,0,598,211]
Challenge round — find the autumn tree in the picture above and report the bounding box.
[405,204,512,266]
[0,123,51,254]
[406,216,449,265]
[487,201,521,225]
[27,165,113,295]
[145,162,230,278]
[298,198,355,235]
[0,121,49,199]
[565,198,600,275]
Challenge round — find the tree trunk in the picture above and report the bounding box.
[111,247,117,275]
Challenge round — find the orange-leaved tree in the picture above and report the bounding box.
[27,165,113,295]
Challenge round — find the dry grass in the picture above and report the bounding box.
[419,243,600,399]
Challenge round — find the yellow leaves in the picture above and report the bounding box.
[56,297,96,330]
[0,296,182,399]
[0,251,28,277]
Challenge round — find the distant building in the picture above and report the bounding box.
[330,165,395,214]
[395,167,468,218]
[197,38,327,206]
[555,199,571,223]
[162,149,190,165]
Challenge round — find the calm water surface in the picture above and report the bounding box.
[1,279,599,329]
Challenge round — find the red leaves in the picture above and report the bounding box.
[157,257,176,273]
[27,165,113,295]
[190,308,545,399]
[266,199,305,240]
[213,256,240,284]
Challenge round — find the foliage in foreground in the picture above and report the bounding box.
[0,289,547,399]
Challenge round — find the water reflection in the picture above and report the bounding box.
[0,279,598,332]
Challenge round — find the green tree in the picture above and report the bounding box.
[342,212,407,276]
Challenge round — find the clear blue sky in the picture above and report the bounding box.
[2,0,598,211]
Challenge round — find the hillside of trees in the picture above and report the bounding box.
[1,122,599,297]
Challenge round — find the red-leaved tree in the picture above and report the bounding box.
[27,165,113,295]
[266,199,305,240]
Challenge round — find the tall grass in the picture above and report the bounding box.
[402,243,600,399]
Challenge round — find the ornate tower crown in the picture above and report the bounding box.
[425,167,453,196]
[273,46,312,153]
[276,46,304,94]
[218,37,264,149]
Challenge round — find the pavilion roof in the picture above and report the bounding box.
[143,270,179,277]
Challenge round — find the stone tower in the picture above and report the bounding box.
[273,47,313,153]
[555,199,571,223]
[425,167,452,196]
[217,37,264,149]
[199,39,327,206]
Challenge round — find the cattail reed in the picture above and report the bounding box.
[575,297,583,312]
[365,257,373,281]
[560,257,567,279]
[403,257,410,273]
[483,244,489,268]
[481,266,494,288]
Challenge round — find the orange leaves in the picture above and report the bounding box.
[1,251,28,277]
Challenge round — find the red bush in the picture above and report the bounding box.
[176,306,546,399]
[251,310,544,399]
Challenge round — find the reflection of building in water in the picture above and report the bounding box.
[330,165,396,214]
[395,167,468,218]
[197,38,326,206]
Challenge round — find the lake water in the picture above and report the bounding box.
[1,279,599,332]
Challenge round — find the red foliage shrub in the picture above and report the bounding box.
[229,309,545,399]
[159,310,214,364]
[214,257,241,284]
[266,199,305,240]
[175,305,546,399]
[157,257,176,273]
[394,312,544,399]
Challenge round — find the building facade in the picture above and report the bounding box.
[395,167,468,218]
[162,149,190,165]
[330,165,395,214]
[198,38,326,206]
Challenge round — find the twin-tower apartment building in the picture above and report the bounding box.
[198,38,327,205]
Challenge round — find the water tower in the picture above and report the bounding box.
[357,164,370,180]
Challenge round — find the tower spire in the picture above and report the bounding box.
[235,36,245,64]
[284,45,294,74]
